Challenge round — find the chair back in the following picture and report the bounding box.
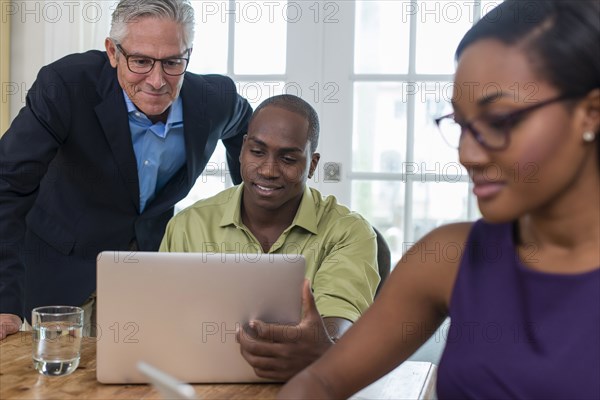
[372,226,391,297]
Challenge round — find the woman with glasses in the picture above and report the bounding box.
[279,1,599,398]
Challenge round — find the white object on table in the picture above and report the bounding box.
[350,361,437,400]
[137,361,199,400]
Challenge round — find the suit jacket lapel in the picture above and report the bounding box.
[94,60,140,212]
[180,76,212,186]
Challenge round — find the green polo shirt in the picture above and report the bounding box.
[160,184,380,322]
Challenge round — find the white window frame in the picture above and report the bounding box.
[187,1,485,245]
[297,1,482,244]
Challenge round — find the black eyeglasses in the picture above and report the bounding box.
[434,94,579,151]
[115,43,190,76]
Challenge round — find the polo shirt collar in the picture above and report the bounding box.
[219,184,319,235]
[220,184,245,228]
[290,187,319,234]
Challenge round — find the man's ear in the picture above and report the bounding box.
[105,38,118,68]
[239,135,248,162]
[308,152,320,179]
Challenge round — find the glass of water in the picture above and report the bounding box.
[31,306,84,376]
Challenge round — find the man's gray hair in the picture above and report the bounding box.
[110,0,195,47]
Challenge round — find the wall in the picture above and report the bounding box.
[6,1,111,124]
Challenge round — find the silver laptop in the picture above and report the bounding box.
[96,251,305,384]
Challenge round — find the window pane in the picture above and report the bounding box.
[175,150,232,213]
[415,1,473,74]
[351,180,405,262]
[353,82,407,173]
[413,81,465,173]
[412,181,469,242]
[236,81,285,108]
[189,2,228,74]
[354,1,410,74]
[234,1,287,74]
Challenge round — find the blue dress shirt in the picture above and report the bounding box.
[124,91,186,212]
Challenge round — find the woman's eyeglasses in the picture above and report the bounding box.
[435,94,579,151]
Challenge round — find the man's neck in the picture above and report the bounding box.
[241,193,303,252]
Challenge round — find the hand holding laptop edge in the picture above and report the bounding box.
[238,279,343,381]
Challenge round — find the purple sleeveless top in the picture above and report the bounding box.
[437,220,600,399]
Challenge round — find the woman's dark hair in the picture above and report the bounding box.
[456,0,600,161]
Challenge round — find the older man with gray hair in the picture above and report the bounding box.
[0,0,252,339]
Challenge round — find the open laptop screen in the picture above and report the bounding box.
[96,251,305,384]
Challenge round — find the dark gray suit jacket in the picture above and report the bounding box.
[0,51,252,319]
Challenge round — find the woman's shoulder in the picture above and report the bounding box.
[418,222,474,250]
[393,222,475,310]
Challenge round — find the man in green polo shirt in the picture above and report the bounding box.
[159,94,380,381]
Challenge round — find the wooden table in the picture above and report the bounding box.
[0,332,437,399]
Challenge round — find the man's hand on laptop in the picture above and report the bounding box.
[0,314,22,340]
[237,280,335,381]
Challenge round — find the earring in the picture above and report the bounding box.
[583,131,596,142]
